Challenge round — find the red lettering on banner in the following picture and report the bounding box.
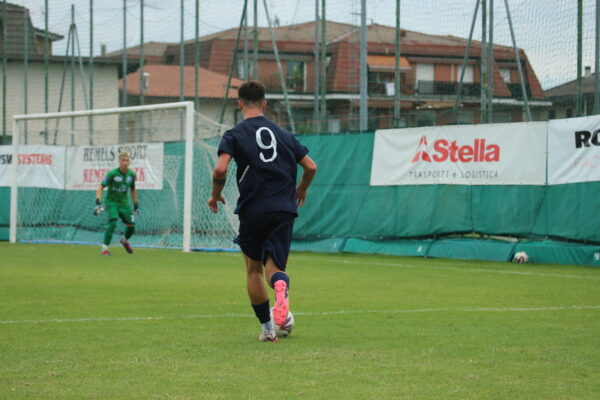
[423,138,500,163]
[83,168,110,183]
[134,167,146,182]
[18,153,53,165]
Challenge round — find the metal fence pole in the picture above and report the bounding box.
[594,0,600,114]
[140,0,145,106]
[122,0,127,107]
[480,0,487,123]
[577,0,583,116]
[394,0,402,128]
[314,0,320,132]
[487,0,494,123]
[2,0,6,138]
[180,0,185,102]
[359,0,367,132]
[320,0,327,131]
[504,0,531,121]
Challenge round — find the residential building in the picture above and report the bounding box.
[546,66,598,119]
[121,64,243,131]
[0,2,122,145]
[111,20,551,132]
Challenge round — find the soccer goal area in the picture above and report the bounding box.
[6,102,239,252]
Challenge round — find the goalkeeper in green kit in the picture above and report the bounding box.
[94,151,139,256]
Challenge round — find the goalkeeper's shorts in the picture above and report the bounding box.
[105,201,135,224]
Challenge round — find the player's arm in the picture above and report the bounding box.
[94,183,105,215]
[95,184,104,203]
[208,152,232,213]
[296,155,317,207]
[131,187,139,214]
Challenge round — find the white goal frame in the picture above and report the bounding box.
[10,101,196,252]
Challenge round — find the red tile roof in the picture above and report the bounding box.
[121,64,243,99]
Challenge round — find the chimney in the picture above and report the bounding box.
[100,44,107,56]
[585,65,592,78]
[142,72,150,92]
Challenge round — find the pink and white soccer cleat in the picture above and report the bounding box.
[100,250,111,256]
[272,280,289,327]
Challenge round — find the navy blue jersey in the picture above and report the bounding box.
[218,116,309,215]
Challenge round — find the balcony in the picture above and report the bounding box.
[368,80,531,100]
[368,80,483,97]
[416,80,481,96]
[506,83,532,99]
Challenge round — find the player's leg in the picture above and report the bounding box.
[101,202,119,255]
[245,254,278,342]
[118,205,135,254]
[244,253,276,341]
[236,213,277,342]
[264,212,295,327]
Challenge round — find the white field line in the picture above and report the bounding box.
[2,305,599,325]
[291,256,600,280]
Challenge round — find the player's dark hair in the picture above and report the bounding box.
[238,80,266,106]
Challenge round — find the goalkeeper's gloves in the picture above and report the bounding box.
[133,202,139,215]
[93,199,104,216]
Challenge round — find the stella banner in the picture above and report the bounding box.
[370,122,548,186]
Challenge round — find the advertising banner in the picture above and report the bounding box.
[0,145,66,189]
[548,115,600,184]
[370,122,547,186]
[66,143,164,190]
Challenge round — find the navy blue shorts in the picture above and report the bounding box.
[234,211,295,271]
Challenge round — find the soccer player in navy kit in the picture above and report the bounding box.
[208,81,317,342]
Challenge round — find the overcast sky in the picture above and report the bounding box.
[14,0,600,89]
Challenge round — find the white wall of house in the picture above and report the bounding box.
[0,61,119,144]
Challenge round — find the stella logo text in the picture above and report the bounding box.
[411,135,500,163]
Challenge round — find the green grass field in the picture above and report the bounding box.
[1,242,599,399]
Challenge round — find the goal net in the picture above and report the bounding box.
[9,102,239,252]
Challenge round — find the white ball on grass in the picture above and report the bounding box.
[270,308,294,337]
[513,251,529,263]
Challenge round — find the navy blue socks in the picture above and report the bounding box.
[251,299,271,324]
[270,271,290,289]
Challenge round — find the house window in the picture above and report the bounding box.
[368,71,398,96]
[566,108,573,118]
[415,63,434,90]
[237,60,250,80]
[287,61,305,91]
[456,65,474,83]
[549,109,556,120]
[500,68,512,83]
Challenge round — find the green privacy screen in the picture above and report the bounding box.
[291,133,599,266]
[294,133,599,242]
[0,187,8,240]
[2,132,599,265]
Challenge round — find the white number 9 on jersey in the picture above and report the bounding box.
[255,127,278,162]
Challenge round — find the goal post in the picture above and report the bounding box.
[9,101,237,253]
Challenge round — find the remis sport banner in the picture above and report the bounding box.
[0,145,66,189]
[66,142,164,190]
[370,122,547,186]
[548,115,600,185]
